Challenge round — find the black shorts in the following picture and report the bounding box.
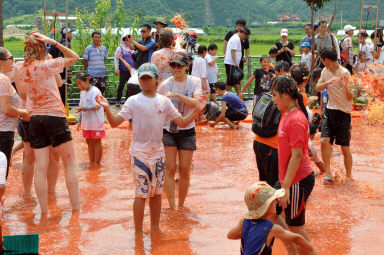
[321,108,351,146]
[225,108,247,122]
[29,115,72,149]
[275,172,315,226]
[18,119,30,142]
[92,76,107,95]
[253,141,278,187]
[209,83,216,94]
[0,131,14,179]
[163,127,196,151]
[225,64,236,86]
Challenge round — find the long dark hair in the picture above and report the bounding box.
[271,75,308,119]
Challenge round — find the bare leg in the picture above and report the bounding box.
[149,195,161,231]
[226,85,233,92]
[33,147,50,213]
[86,139,95,163]
[234,84,241,96]
[55,141,80,210]
[268,214,298,254]
[47,146,60,193]
[93,139,103,164]
[133,197,146,235]
[222,117,239,129]
[177,150,194,208]
[320,138,333,180]
[164,147,178,210]
[22,142,35,196]
[211,92,218,103]
[288,225,311,241]
[341,146,353,178]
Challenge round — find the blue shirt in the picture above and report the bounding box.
[83,44,108,77]
[241,219,274,255]
[221,92,248,115]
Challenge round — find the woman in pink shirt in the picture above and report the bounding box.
[271,75,315,243]
[14,32,80,214]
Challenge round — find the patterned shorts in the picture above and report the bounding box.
[131,156,165,198]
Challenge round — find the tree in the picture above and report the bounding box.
[0,0,3,47]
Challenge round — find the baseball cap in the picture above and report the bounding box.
[301,42,311,48]
[280,28,288,36]
[138,63,159,78]
[244,182,285,220]
[188,31,198,38]
[344,24,356,33]
[62,27,74,34]
[169,52,189,66]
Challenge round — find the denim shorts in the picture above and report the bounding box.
[163,127,196,150]
[29,115,72,149]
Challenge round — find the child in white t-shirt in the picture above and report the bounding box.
[204,44,219,103]
[191,45,209,95]
[353,51,368,74]
[75,73,105,165]
[300,42,312,71]
[95,63,205,235]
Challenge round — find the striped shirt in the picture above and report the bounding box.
[318,66,352,113]
[83,44,108,77]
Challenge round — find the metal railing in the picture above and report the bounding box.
[15,55,303,104]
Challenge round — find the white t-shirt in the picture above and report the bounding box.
[79,86,105,131]
[128,69,139,84]
[0,152,6,185]
[224,34,242,65]
[118,93,181,159]
[0,74,21,132]
[204,54,218,84]
[371,46,384,64]
[300,52,312,72]
[359,44,373,64]
[157,75,202,130]
[191,56,209,93]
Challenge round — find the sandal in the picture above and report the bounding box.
[323,176,333,185]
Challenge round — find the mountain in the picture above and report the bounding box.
[4,0,384,26]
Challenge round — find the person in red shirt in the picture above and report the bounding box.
[271,75,315,242]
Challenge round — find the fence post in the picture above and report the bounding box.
[247,55,252,99]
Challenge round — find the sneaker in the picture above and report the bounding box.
[323,176,333,185]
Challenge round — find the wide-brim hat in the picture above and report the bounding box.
[244,182,285,220]
[154,18,168,27]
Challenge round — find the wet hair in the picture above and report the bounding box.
[208,43,218,51]
[75,72,93,83]
[236,19,246,26]
[260,55,270,63]
[214,81,226,91]
[142,24,152,31]
[24,33,46,62]
[271,75,308,119]
[197,45,207,55]
[158,28,174,48]
[0,47,10,60]
[290,63,309,85]
[239,27,251,36]
[312,68,323,80]
[275,60,290,73]
[92,31,101,38]
[269,47,279,54]
[319,47,338,61]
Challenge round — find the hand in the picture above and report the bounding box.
[46,54,53,60]
[128,37,134,43]
[118,53,123,59]
[214,56,219,61]
[196,94,208,112]
[279,188,290,209]
[239,94,244,101]
[242,57,247,63]
[234,63,239,67]
[217,73,220,78]
[165,92,178,98]
[115,70,119,76]
[74,107,82,113]
[33,32,56,45]
[19,109,30,122]
[95,95,109,108]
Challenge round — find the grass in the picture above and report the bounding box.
[5,40,25,58]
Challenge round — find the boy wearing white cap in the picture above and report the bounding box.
[227,182,318,255]
[341,24,356,74]
[96,63,205,234]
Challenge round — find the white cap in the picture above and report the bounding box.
[62,27,74,34]
[344,24,356,33]
[280,28,288,36]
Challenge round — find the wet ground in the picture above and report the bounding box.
[4,113,384,255]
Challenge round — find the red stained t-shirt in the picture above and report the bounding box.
[278,109,312,185]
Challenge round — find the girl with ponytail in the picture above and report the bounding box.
[271,75,315,243]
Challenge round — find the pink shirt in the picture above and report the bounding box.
[0,74,21,131]
[151,47,177,84]
[278,109,312,185]
[14,58,66,117]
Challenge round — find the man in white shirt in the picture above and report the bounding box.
[224,27,250,96]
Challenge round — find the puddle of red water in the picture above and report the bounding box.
[4,118,384,254]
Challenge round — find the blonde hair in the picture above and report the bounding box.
[24,33,46,62]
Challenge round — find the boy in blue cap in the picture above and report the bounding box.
[300,42,312,72]
[96,63,205,234]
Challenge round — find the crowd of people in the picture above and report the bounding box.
[0,17,382,254]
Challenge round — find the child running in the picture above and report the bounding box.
[227,182,318,255]
[241,55,273,105]
[75,73,105,165]
[95,63,205,234]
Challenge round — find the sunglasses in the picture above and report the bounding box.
[170,63,184,69]
[140,30,147,33]
[0,56,13,61]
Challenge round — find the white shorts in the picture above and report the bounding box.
[131,156,165,198]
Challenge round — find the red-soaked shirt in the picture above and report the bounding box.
[278,109,312,185]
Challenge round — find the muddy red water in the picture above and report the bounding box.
[5,117,384,254]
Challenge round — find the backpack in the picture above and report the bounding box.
[339,36,348,64]
[252,92,281,138]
